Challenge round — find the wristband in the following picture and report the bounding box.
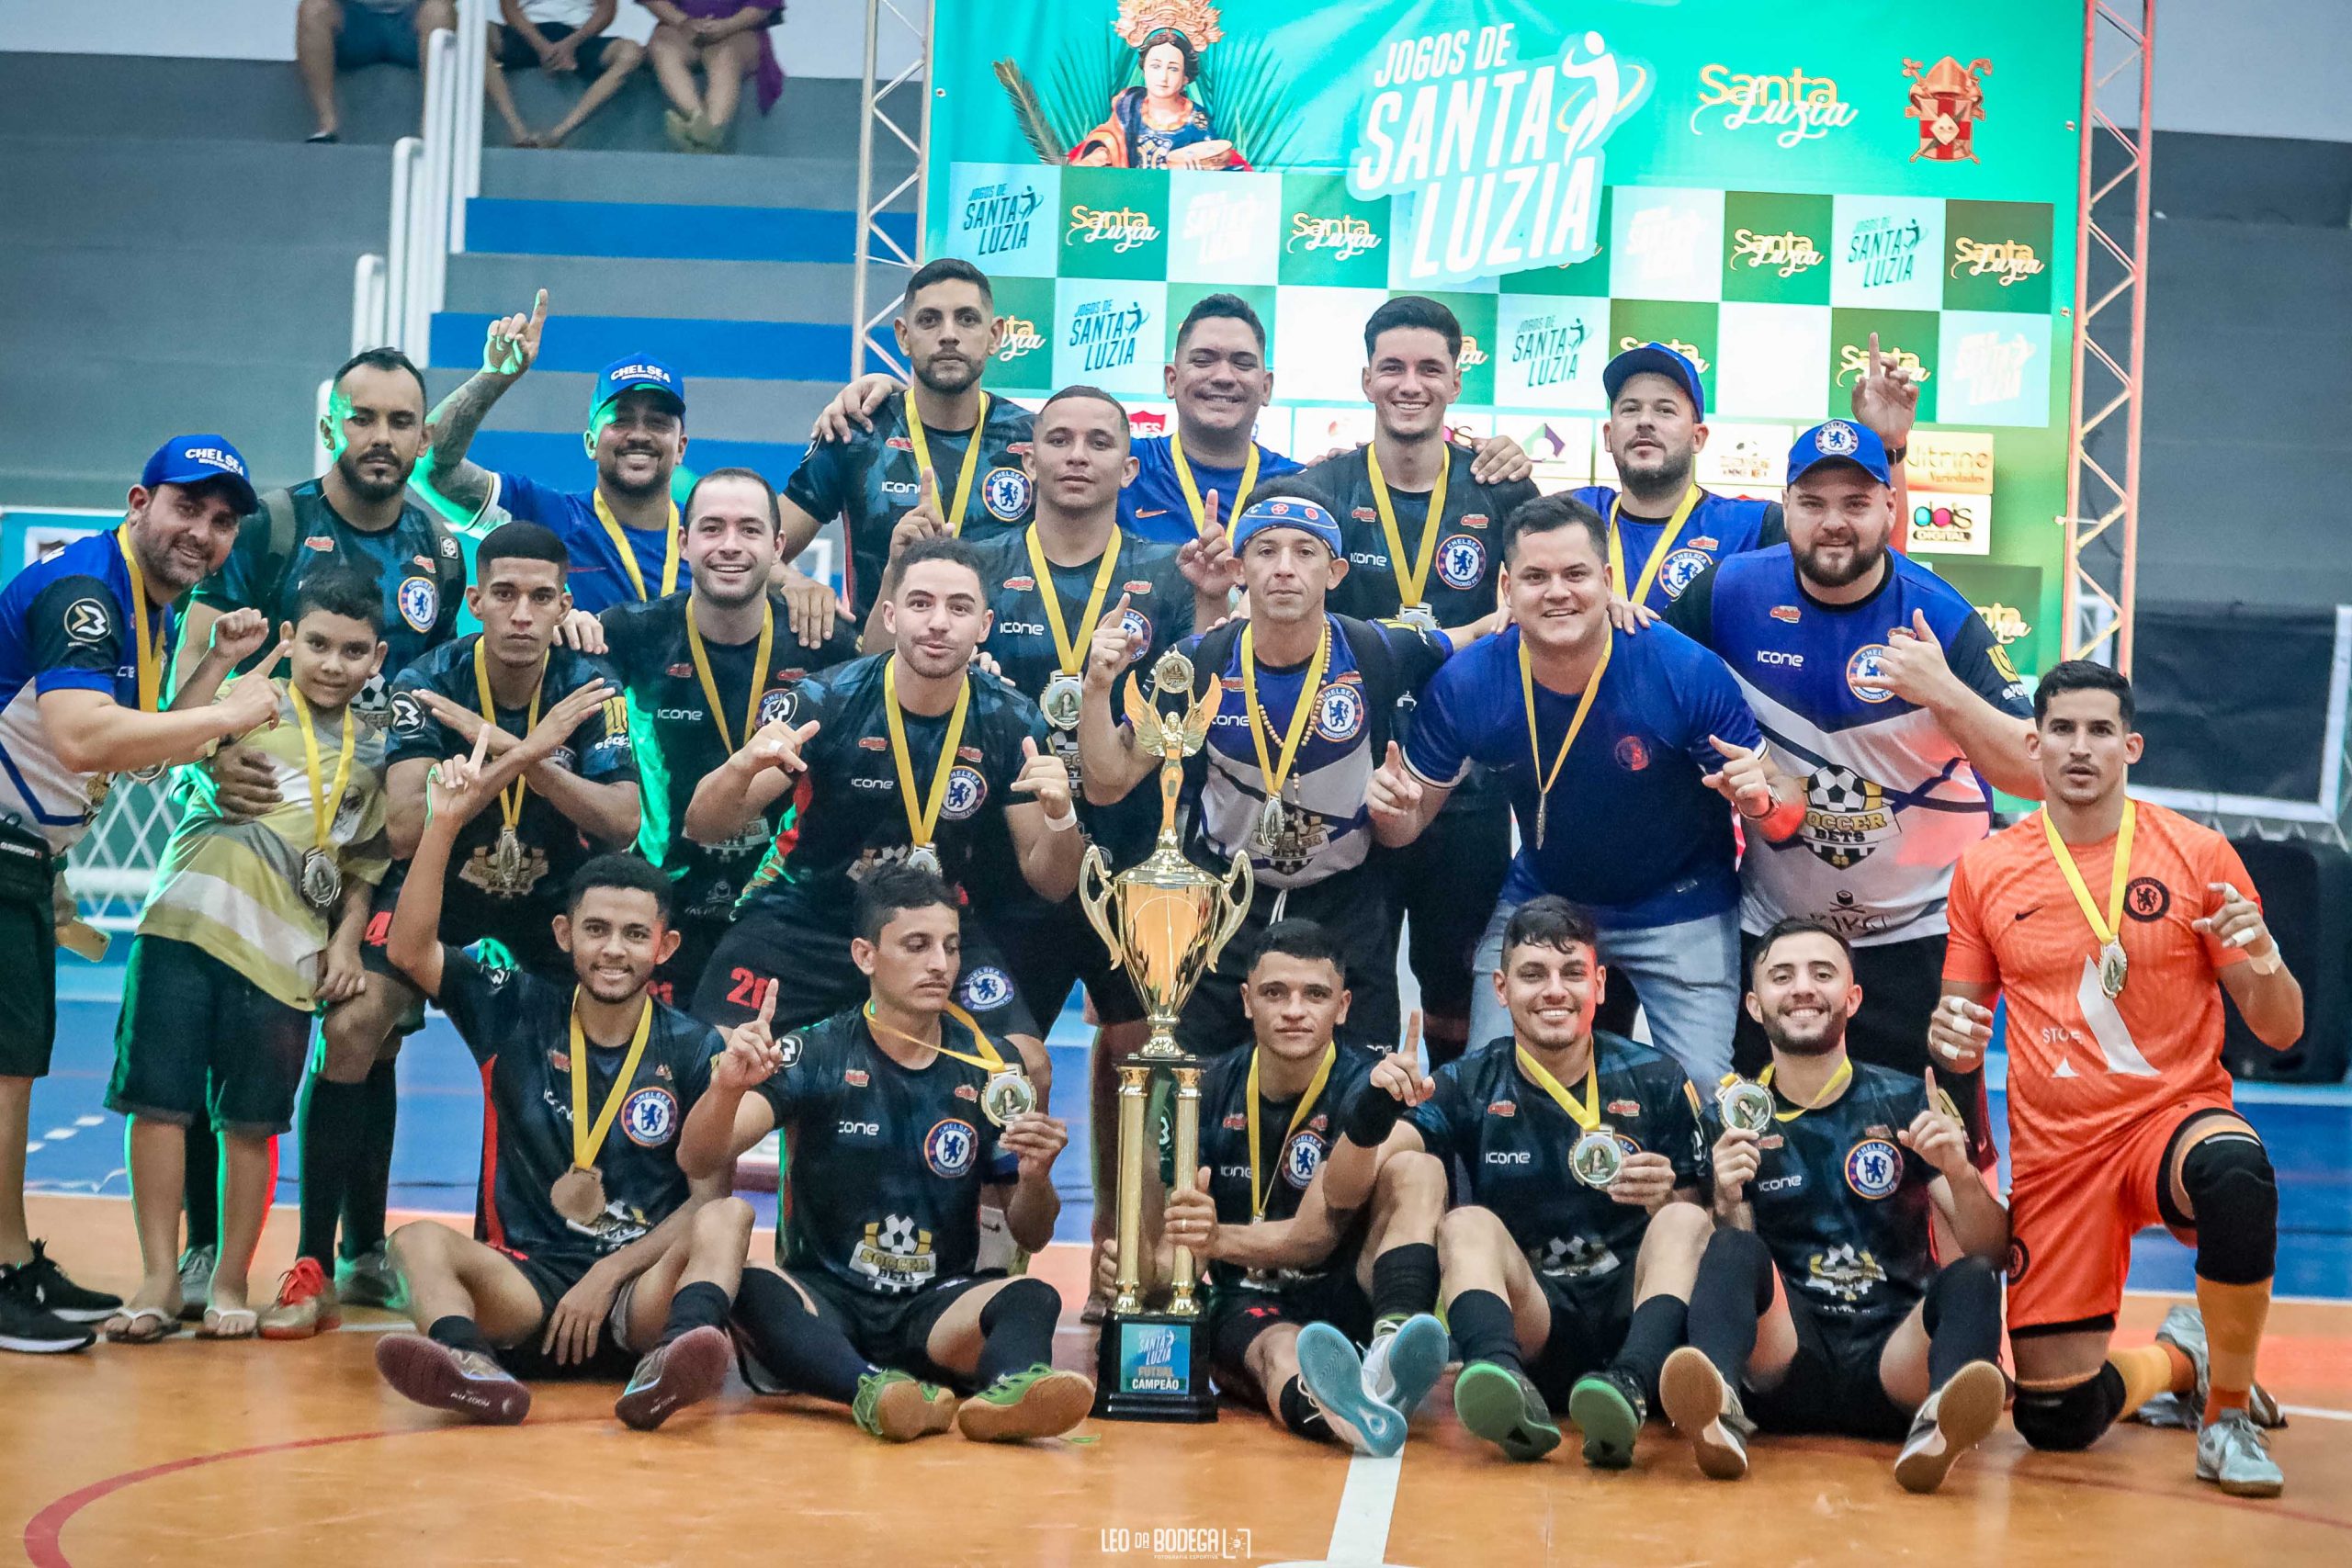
[1886,444,1909,465]
[1743,795,1806,841]
[1043,807,1079,833]
[1340,1077,1407,1145]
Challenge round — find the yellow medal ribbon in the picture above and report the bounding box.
[1365,440,1449,615]
[684,598,775,754]
[905,390,992,535]
[592,491,681,603]
[1239,621,1329,812]
[1756,1058,1855,1122]
[1246,1043,1336,1220]
[2041,797,2137,984]
[1606,484,1702,606]
[472,638,547,834]
[1170,431,1259,534]
[862,1000,1009,1073]
[1024,525,1122,677]
[115,527,163,712]
[288,684,356,855]
[1519,629,1612,850]
[1514,1044,1602,1131]
[881,655,972,854]
[567,990,655,1173]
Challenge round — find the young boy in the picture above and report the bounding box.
[104,567,392,1340]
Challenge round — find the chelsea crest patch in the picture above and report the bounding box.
[1844,1137,1903,1199]
[621,1087,679,1147]
[1315,682,1365,742]
[956,964,1014,1011]
[982,467,1033,522]
[1435,534,1487,591]
[398,575,439,634]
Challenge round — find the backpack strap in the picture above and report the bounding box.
[1332,613,1402,759]
[255,487,300,606]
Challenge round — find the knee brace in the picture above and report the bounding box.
[977,1274,1061,1334]
[2180,1134,2277,1286]
[1699,1225,1777,1314]
[1923,1255,2001,1322]
[2011,1364,2125,1452]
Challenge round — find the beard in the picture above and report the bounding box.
[692,560,770,609]
[337,446,412,505]
[133,529,208,595]
[898,637,971,679]
[1763,1005,1848,1057]
[913,352,978,396]
[1793,535,1887,591]
[1613,445,1694,501]
[599,450,672,500]
[576,962,650,1004]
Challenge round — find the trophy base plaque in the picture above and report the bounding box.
[1091,1310,1218,1423]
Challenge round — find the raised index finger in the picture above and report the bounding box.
[757,978,777,1027]
[469,723,492,768]
[527,288,548,330]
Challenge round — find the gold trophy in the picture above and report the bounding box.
[1078,649,1252,1421]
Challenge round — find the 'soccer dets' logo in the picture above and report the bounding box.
[1435,534,1486,591]
[982,467,1033,523]
[1803,763,1896,871]
[621,1087,679,1146]
[1066,206,1160,252]
[1729,227,1826,276]
[941,765,987,820]
[995,316,1046,365]
[961,179,1043,258]
[398,575,438,634]
[956,964,1013,1012]
[1844,1138,1903,1199]
[1951,236,2045,287]
[1690,63,1857,147]
[1509,312,1588,389]
[1620,334,1709,375]
[1845,216,1926,289]
[1314,682,1365,742]
[1067,299,1148,375]
[1283,1132,1327,1190]
[924,1118,978,1179]
[1287,213,1382,261]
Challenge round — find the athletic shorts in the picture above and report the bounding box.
[334,0,424,70]
[745,1268,1001,1393]
[989,894,1145,1030]
[1174,869,1398,1057]
[1204,1266,1374,1402]
[1525,1266,1640,1407]
[1741,1283,1913,1441]
[2007,1099,2238,1336]
[0,820,57,1079]
[1734,929,1996,1170]
[489,1243,649,1382]
[492,21,619,73]
[1384,796,1510,1022]
[105,935,313,1136]
[691,903,1039,1042]
[358,871,574,1025]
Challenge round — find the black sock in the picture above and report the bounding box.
[657,1280,733,1348]
[298,1075,368,1268]
[182,1122,220,1252]
[732,1269,876,1405]
[1922,1256,2003,1390]
[427,1314,492,1356]
[341,1059,399,1258]
[1278,1374,1332,1440]
[974,1276,1061,1385]
[1371,1243,1439,1330]
[1606,1295,1688,1407]
[1687,1229,1775,1382]
[1448,1289,1524,1374]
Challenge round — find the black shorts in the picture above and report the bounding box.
[1525,1265,1640,1407]
[1204,1266,1374,1401]
[489,1244,647,1382]
[766,1268,1002,1393]
[691,903,1040,1041]
[1384,795,1510,1021]
[1740,1281,1913,1441]
[492,21,621,73]
[105,935,313,1136]
[989,894,1146,1030]
[358,871,574,1024]
[1734,929,1995,1168]
[1173,869,1398,1056]
[0,821,57,1079]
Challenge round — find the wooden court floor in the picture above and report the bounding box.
[7,1193,2352,1567]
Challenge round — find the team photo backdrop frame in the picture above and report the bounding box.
[923,0,2084,676]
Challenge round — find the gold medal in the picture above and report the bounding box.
[1515,1043,1618,1187]
[300,846,343,911]
[1570,1126,1625,1190]
[1256,795,1288,851]
[1040,671,1085,732]
[550,1164,607,1224]
[289,684,356,912]
[593,491,681,602]
[905,844,943,876]
[1024,525,1122,724]
[1605,485,1703,605]
[1396,604,1440,631]
[981,1068,1037,1128]
[558,988,655,1230]
[882,655,972,877]
[685,597,775,753]
[1715,1074,1776,1134]
[1366,440,1448,619]
[1520,630,1611,852]
[492,825,525,894]
[2099,939,2130,1000]
[904,391,991,534]
[2041,799,2138,1001]
[473,639,545,894]
[1239,621,1328,855]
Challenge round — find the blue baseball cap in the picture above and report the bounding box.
[141,434,257,513]
[592,355,686,418]
[1601,341,1706,422]
[1786,419,1894,487]
[1231,495,1343,558]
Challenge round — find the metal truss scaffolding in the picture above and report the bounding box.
[851,0,933,379]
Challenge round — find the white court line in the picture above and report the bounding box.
[2278,1404,2352,1423]
[1322,1452,1402,1566]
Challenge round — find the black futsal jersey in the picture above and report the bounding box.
[1702,1059,1939,1325]
[437,953,717,1263]
[1291,443,1538,628]
[758,1006,1019,1297]
[737,654,1047,937]
[1409,1032,1707,1292]
[1164,1043,1382,1301]
[383,637,638,915]
[782,389,1037,616]
[599,590,859,927]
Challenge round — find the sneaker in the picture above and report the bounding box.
[375,1333,531,1424]
[259,1259,342,1341]
[1894,1360,2007,1495]
[176,1247,216,1323]
[1451,1360,1561,1462]
[2196,1407,2285,1497]
[1295,1323,1407,1457]
[0,1264,94,1354]
[1362,1314,1448,1419]
[19,1240,121,1324]
[1566,1367,1648,1471]
[615,1325,732,1431]
[336,1246,403,1311]
[955,1364,1095,1442]
[1660,1346,1753,1481]
[2147,1303,2286,1429]
[851,1367,960,1441]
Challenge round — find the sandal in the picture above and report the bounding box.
[103,1305,183,1344]
[199,1305,259,1340]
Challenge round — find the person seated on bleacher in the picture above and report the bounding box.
[295,0,459,144]
[640,0,783,153]
[484,1,647,151]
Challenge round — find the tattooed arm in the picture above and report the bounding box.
[419,290,547,525]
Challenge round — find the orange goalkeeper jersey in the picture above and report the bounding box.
[1943,798,2254,1171]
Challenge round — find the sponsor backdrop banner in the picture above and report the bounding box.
[925,0,2080,673]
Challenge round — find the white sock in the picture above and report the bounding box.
[1362,1328,1397,1404]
